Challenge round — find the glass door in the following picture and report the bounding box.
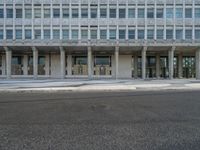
[183,56,195,78]
[94,56,111,76]
[11,56,23,75]
[72,56,88,75]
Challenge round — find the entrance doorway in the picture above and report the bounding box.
[11,56,23,75]
[183,56,195,78]
[94,56,111,76]
[160,57,168,78]
[72,56,88,75]
[146,56,156,78]
[38,56,45,75]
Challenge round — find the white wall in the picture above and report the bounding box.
[118,55,132,79]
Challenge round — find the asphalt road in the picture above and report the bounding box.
[0,90,200,150]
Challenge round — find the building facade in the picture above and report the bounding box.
[0,0,200,79]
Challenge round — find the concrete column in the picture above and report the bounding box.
[156,53,160,79]
[23,55,28,76]
[60,47,65,79]
[142,47,147,79]
[115,46,119,79]
[168,47,175,79]
[45,54,50,76]
[134,54,138,79]
[178,53,183,78]
[4,47,12,79]
[195,49,200,80]
[67,55,72,76]
[88,46,92,79]
[32,47,38,79]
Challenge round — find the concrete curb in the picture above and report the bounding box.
[0,84,200,93]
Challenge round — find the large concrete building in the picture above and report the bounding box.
[0,0,200,79]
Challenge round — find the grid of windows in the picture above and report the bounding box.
[0,7,199,19]
[157,9,163,18]
[44,30,50,39]
[15,30,22,39]
[81,9,88,18]
[0,28,198,40]
[110,9,116,18]
[63,9,69,18]
[128,8,135,18]
[6,9,13,18]
[100,8,107,18]
[119,9,126,18]
[0,30,3,39]
[25,29,32,39]
[100,30,107,39]
[0,9,4,18]
[16,9,22,18]
[44,9,51,18]
[25,9,32,18]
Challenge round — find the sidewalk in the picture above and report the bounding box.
[0,78,200,92]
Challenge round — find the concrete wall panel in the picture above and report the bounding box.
[118,55,132,79]
[51,54,60,78]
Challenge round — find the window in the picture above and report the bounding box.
[15,30,22,39]
[128,8,135,18]
[157,29,164,39]
[100,30,107,39]
[81,30,88,39]
[147,8,154,18]
[185,8,192,18]
[166,29,173,39]
[25,29,32,39]
[100,8,107,18]
[91,30,97,39]
[138,8,145,18]
[91,8,97,18]
[63,9,69,18]
[25,9,32,18]
[7,9,13,18]
[195,8,200,18]
[166,8,173,18]
[53,29,60,39]
[176,8,183,18]
[44,9,50,18]
[156,8,163,18]
[119,30,126,39]
[0,30,3,39]
[176,29,183,39]
[34,30,41,39]
[109,29,116,39]
[138,30,145,39]
[44,29,50,39]
[16,9,22,18]
[72,30,78,39]
[195,29,200,39]
[72,9,79,18]
[34,8,41,18]
[0,9,4,18]
[62,30,69,39]
[185,29,192,39]
[128,30,135,39]
[53,9,60,18]
[119,9,126,18]
[110,9,116,18]
[6,30,13,39]
[81,8,88,18]
[147,30,154,39]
